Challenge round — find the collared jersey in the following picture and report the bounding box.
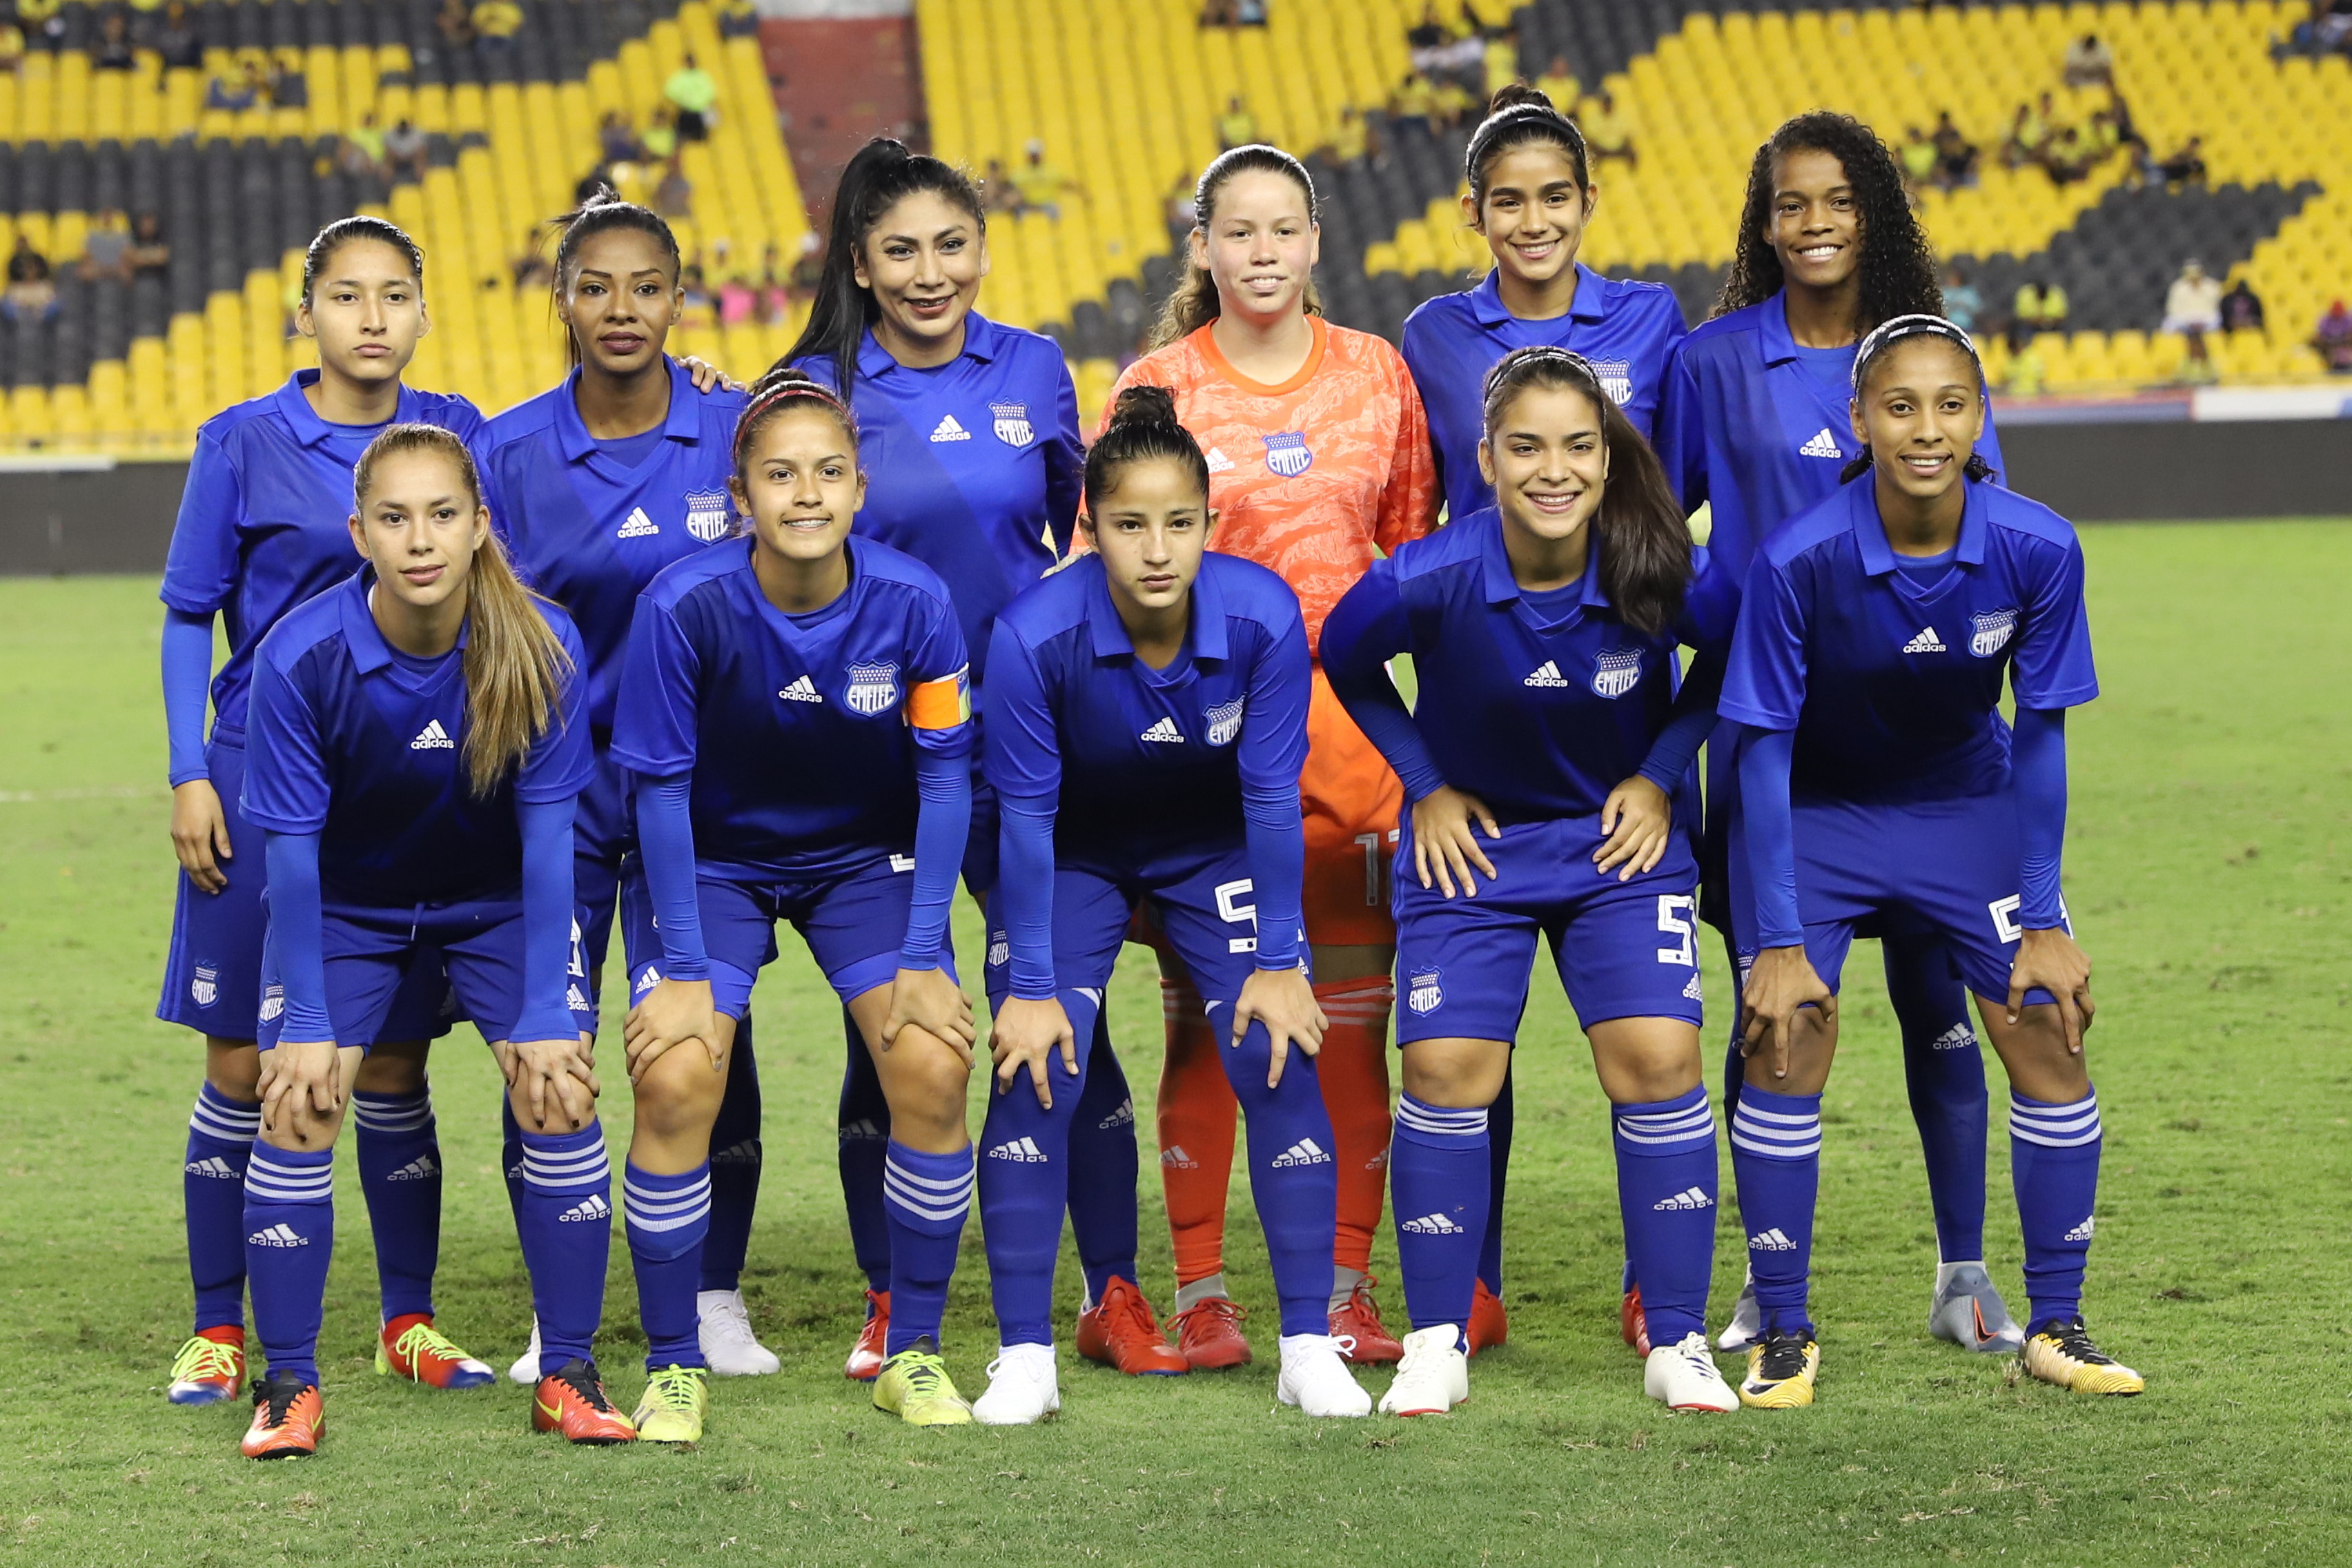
[984,551,1311,864]
[1654,291,2010,581]
[1402,264,1687,520]
[159,371,485,738]
[798,313,1083,682]
[609,536,973,881]
[242,568,592,905]
[476,357,747,734]
[1720,476,2097,804]
[1109,317,1438,656]
[1325,508,1736,821]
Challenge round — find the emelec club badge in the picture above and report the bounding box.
[1591,647,1643,698]
[683,489,734,542]
[991,402,1034,447]
[1205,698,1244,747]
[1407,968,1443,1015]
[1591,359,1633,404]
[844,662,901,716]
[1970,609,2019,658]
[1263,431,1313,478]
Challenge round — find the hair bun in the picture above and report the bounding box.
[1107,384,1182,430]
[1485,82,1556,117]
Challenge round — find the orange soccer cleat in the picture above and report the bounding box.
[531,1358,637,1444]
[240,1370,323,1460]
[376,1313,496,1389]
[1076,1277,1189,1375]
[1469,1279,1511,1357]
[168,1325,246,1405]
[1329,1276,1404,1364]
[845,1288,890,1382]
[1620,1284,1651,1358]
[1168,1295,1253,1370]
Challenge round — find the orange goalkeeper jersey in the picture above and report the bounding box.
[1108,317,1438,656]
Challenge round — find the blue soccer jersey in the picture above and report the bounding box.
[609,535,974,880]
[797,313,1084,680]
[158,371,485,739]
[1402,265,1687,520]
[242,568,594,905]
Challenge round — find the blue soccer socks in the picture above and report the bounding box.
[1883,937,1990,1266]
[2010,1088,2103,1330]
[1389,1094,1489,1342]
[1066,1019,1141,1304]
[517,1121,612,1376]
[837,1017,894,1295]
[185,1082,260,1335]
[625,1161,713,1371]
[1729,1085,1823,1337]
[884,1141,974,1353]
[1611,1086,1719,1346]
[1219,1011,1340,1339]
[353,1085,440,1324]
[700,1017,763,1294]
[243,1144,335,1384]
[1478,1066,1514,1297]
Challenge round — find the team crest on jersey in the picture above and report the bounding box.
[991,402,1035,447]
[1406,970,1443,1015]
[1263,431,1313,478]
[1590,358,1632,404]
[1591,647,1643,698]
[1204,698,1245,747]
[1969,608,2019,658]
[683,489,734,542]
[191,965,219,1008]
[844,661,901,716]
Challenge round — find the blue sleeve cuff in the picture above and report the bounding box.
[633,773,708,980]
[903,748,972,970]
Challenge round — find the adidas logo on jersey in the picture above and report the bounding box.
[1400,1212,1464,1235]
[1271,1137,1333,1168]
[1932,1021,1976,1051]
[248,1224,308,1248]
[1799,427,1843,460]
[1523,660,1571,688]
[1159,1144,1199,1169]
[1204,446,1235,473]
[2064,1215,2096,1242]
[987,1136,1048,1164]
[558,1195,611,1222]
[778,674,823,703]
[1682,972,1704,1001]
[1098,1098,1136,1131]
[1139,716,1183,743]
[1654,1186,1714,1211]
[616,506,660,539]
[712,1139,761,1166]
[386,1155,439,1182]
[840,1118,887,1144]
[410,719,453,750]
[930,414,972,443]
[184,1156,238,1179]
[1748,1227,1798,1251]
[1903,627,1948,654]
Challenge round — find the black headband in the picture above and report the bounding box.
[1851,313,1981,393]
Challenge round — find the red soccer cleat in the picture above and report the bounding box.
[240,1370,323,1460]
[168,1325,246,1405]
[1076,1277,1189,1375]
[376,1312,496,1389]
[1168,1295,1253,1370]
[531,1358,637,1444]
[1468,1279,1511,1356]
[1620,1284,1652,1358]
[1329,1276,1404,1364]
[845,1288,890,1382]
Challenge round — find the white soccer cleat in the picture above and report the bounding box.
[972,1342,1061,1425]
[1715,1273,1763,1351]
[1377,1325,1469,1417]
[698,1288,783,1376]
[1644,1331,1739,1413]
[508,1317,542,1386]
[1277,1333,1373,1418]
[1928,1262,2026,1353]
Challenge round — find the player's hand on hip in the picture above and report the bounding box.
[1231,966,1327,1088]
[1739,944,1835,1081]
[259,1037,345,1130]
[509,1036,600,1130]
[1411,784,1501,898]
[623,976,720,1081]
[2008,925,2094,1055]
[1594,774,1672,881]
[170,778,233,893]
[884,965,977,1064]
[990,995,1076,1109]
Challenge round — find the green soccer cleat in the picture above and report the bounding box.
[631,1363,710,1442]
[872,1337,974,1427]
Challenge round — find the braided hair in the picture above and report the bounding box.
[1714,111,1943,332]
[1837,313,1997,485]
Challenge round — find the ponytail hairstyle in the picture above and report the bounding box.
[352,424,574,796]
[1082,384,1211,520]
[1464,84,1591,207]
[1148,144,1324,349]
[302,215,424,303]
[1838,313,1998,485]
[1714,110,1943,331]
[784,137,987,399]
[1480,346,1691,636]
[546,186,683,366]
[733,359,859,481]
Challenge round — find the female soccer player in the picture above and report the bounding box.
[1322,347,1738,1416]
[787,139,1168,1381]
[616,365,981,1435]
[475,192,778,1380]
[1113,143,1438,1369]
[1721,315,2137,1408]
[236,424,606,1457]
[970,386,1368,1423]
[158,216,493,1406]
[1654,111,2019,1358]
[1398,82,1689,1353]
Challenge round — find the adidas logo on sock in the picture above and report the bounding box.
[1903,627,1948,654]
[184,1156,238,1179]
[2064,1215,2096,1242]
[616,506,660,538]
[1522,660,1571,687]
[1365,1148,1389,1170]
[1159,1144,1198,1169]
[1799,427,1843,459]
[839,1118,887,1144]
[248,1224,308,1248]
[1204,446,1235,473]
[778,674,823,703]
[558,1195,611,1222]
[410,719,453,750]
[1654,1186,1714,1211]
[712,1139,761,1165]
[1139,716,1183,743]
[1271,1137,1332,1168]
[1932,1021,1976,1050]
[1748,1227,1797,1251]
[1399,1212,1464,1234]
[1098,1098,1135,1130]
[930,414,971,443]
[506,1162,525,1182]
[986,1137,1048,1163]
[386,1155,440,1182]
[1683,972,1704,1000]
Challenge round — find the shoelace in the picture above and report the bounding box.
[553,1364,619,1411]
[1102,1282,1162,1340]
[254,1375,308,1428]
[173,1337,240,1383]
[388,1320,467,1374]
[704,1297,757,1341]
[897,1353,952,1396]
[643,1364,707,1411]
[1177,1298,1246,1335]
[2040,1318,2114,1364]
[1752,1333,1812,1382]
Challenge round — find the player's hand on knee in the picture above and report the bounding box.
[884,966,977,1063]
[990,995,1075,1109]
[624,977,719,1083]
[170,778,233,893]
[1739,945,1835,1081]
[509,1037,599,1130]
[1411,785,1500,898]
[259,1038,344,1135]
[1233,966,1327,1088]
[2008,926,2093,1055]
[1594,775,1672,881]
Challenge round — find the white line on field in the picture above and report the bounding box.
[0,785,163,803]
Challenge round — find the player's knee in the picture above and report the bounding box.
[354,1041,428,1095]
[205,1039,263,1101]
[632,1044,728,1138]
[1399,1038,1506,1107]
[260,1101,345,1153]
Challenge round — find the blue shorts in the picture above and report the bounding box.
[622,849,948,1019]
[159,734,453,1043]
[257,896,594,1050]
[1392,813,1704,1045]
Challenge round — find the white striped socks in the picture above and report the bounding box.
[2010,1089,2101,1148]
[1730,1094,1823,1160]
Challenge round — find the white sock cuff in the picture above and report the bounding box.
[2010,1088,2100,1148]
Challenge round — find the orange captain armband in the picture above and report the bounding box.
[907,666,972,730]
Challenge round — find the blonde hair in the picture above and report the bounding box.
[352,424,574,796]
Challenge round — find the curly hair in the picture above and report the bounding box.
[1712,111,1943,331]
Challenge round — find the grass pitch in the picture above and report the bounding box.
[1,520,2347,1567]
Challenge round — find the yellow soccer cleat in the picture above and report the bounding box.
[1738,1330,1821,1409]
[872,1337,974,1427]
[2023,1317,2144,1396]
[631,1363,710,1442]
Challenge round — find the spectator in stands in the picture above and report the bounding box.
[981,158,1023,214]
[1199,0,1239,24]
[434,0,475,57]
[678,261,716,331]
[1324,104,1371,166]
[3,235,57,322]
[154,1,199,73]
[1011,139,1082,219]
[383,117,430,184]
[267,55,307,110]
[1535,55,1577,109]
[93,11,135,70]
[2043,122,2093,185]
[1407,5,1450,70]
[1389,72,1435,135]
[126,213,170,284]
[654,156,693,220]
[1482,25,1518,97]
[17,0,61,52]
[598,110,643,170]
[1941,264,1983,334]
[717,269,756,327]
[787,229,823,297]
[1584,89,1634,168]
[79,210,132,284]
[1217,93,1258,149]
[1932,110,1979,190]
[2006,335,2049,396]
[511,248,552,291]
[2061,32,2115,90]
[716,0,759,38]
[641,105,679,164]
[2314,299,2352,372]
[665,52,721,142]
[471,0,525,68]
[337,116,385,183]
[1235,0,1268,23]
[0,17,25,76]
[2219,275,2266,334]
[2009,275,2068,352]
[1899,126,1937,200]
[2163,259,2225,380]
[2155,135,2207,190]
[204,66,257,112]
[2001,101,2044,170]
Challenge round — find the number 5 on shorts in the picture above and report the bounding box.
[1656,894,1695,965]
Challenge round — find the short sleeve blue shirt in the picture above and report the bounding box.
[608,536,974,881]
[1402,265,1687,521]
[1720,477,2098,804]
[242,569,594,905]
[158,371,485,738]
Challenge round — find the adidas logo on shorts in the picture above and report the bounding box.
[1654,1186,1714,1211]
[840,1118,886,1144]
[1682,972,1703,1000]
[1903,626,1948,654]
[184,1156,238,1179]
[1799,427,1843,460]
[712,1139,761,1165]
[1400,1212,1464,1234]
[1159,1144,1198,1169]
[2064,1215,2097,1242]
[558,1195,611,1222]
[616,506,660,538]
[1522,660,1571,687]
[1748,1226,1798,1251]
[1932,1021,1976,1050]
[930,414,972,443]
[386,1155,439,1182]
[1098,1098,1135,1130]
[987,1136,1048,1163]
[1271,1137,1332,1168]
[411,719,453,750]
[248,1224,308,1248]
